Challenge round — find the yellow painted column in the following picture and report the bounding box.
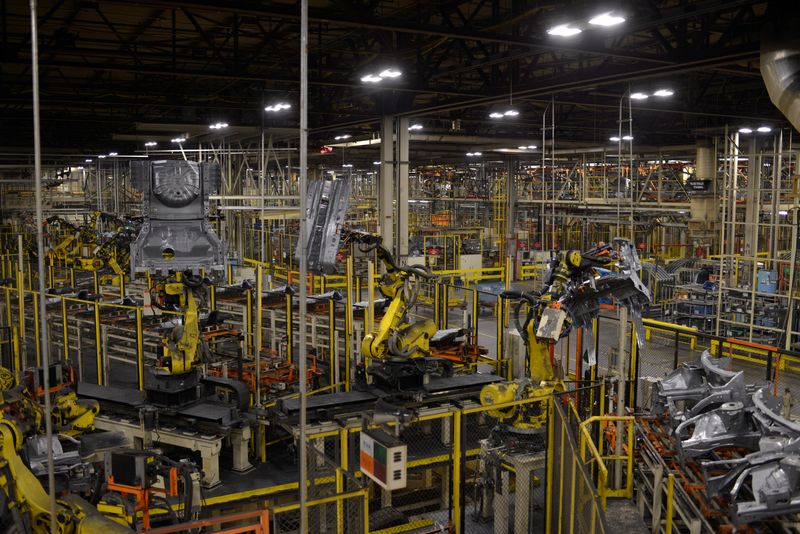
[94,301,103,385]
[61,298,69,361]
[452,411,462,533]
[136,308,144,390]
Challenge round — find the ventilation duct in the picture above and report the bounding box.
[761,0,800,132]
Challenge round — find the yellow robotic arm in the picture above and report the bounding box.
[359,246,437,361]
[0,419,132,533]
[345,232,446,390]
[152,272,203,376]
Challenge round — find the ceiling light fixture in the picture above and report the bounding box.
[517,146,528,150]
[609,136,621,142]
[653,89,674,97]
[779,210,789,216]
[265,102,292,112]
[466,151,482,157]
[622,135,633,141]
[503,108,520,117]
[360,67,403,84]
[171,137,186,143]
[77,166,84,170]
[757,126,772,133]
[630,92,649,100]
[85,159,92,163]
[489,112,505,119]
[334,134,351,141]
[738,127,753,134]
[408,123,423,131]
[547,24,582,37]
[527,145,537,149]
[588,12,626,26]
[379,68,402,78]
[373,161,381,165]
[98,155,106,159]
[343,164,353,168]
[209,122,229,129]
[144,141,157,147]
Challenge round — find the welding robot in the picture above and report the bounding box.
[479,239,651,439]
[344,230,453,391]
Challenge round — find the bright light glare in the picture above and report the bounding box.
[547,24,582,37]
[609,136,621,142]
[108,152,118,156]
[98,155,107,159]
[144,141,157,147]
[77,166,84,170]
[466,152,474,157]
[171,137,186,143]
[504,109,520,117]
[408,123,423,131]
[85,159,92,163]
[738,127,753,134]
[265,103,292,112]
[622,135,633,141]
[779,210,789,216]
[379,68,402,78]
[209,122,229,129]
[489,112,504,119]
[630,92,649,100]
[518,146,528,150]
[527,145,537,149]
[343,164,353,168]
[757,126,772,133]
[360,75,382,83]
[373,161,381,165]
[653,89,674,97]
[588,12,626,26]
[334,134,351,140]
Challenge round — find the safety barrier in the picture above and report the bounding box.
[549,395,609,534]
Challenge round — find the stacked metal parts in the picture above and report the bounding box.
[130,160,226,275]
[651,351,800,525]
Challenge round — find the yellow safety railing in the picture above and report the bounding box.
[578,414,635,505]
[643,318,698,350]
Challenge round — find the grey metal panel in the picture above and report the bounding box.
[130,160,226,275]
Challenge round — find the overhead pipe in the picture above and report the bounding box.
[761,0,800,132]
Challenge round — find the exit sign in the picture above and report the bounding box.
[360,429,407,490]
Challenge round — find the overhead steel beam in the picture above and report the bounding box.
[104,0,751,64]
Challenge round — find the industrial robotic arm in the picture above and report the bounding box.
[480,239,651,434]
[343,231,451,390]
[150,271,207,376]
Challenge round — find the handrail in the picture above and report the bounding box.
[578,414,636,506]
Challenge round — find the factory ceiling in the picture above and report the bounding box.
[0,0,781,160]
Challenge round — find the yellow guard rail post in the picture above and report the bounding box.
[579,415,635,502]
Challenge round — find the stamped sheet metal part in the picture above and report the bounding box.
[675,400,761,459]
[651,351,754,423]
[296,178,350,275]
[702,406,800,526]
[130,160,226,275]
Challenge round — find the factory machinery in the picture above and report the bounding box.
[0,169,658,533]
[638,351,800,532]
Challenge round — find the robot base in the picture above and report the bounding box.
[367,357,453,392]
[144,368,201,407]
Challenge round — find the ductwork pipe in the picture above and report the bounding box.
[761,0,800,132]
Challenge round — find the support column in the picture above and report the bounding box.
[505,157,517,270]
[743,137,760,258]
[396,117,410,262]
[379,117,395,253]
